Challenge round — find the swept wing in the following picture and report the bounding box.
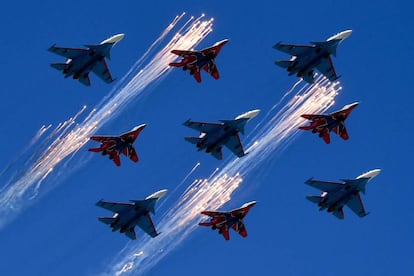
[48,45,87,59]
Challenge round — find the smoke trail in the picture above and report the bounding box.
[0,14,213,228]
[106,76,341,275]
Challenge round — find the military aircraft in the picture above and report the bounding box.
[199,201,256,240]
[298,102,359,144]
[48,33,124,86]
[305,169,381,219]
[169,39,229,83]
[96,189,167,240]
[183,109,260,160]
[88,124,146,166]
[273,30,352,83]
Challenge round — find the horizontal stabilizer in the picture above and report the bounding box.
[184,136,202,145]
[50,63,70,71]
[274,60,293,69]
[88,147,103,152]
[306,195,323,204]
[98,217,116,225]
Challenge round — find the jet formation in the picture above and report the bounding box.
[44,29,381,241]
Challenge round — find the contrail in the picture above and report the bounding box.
[0,14,213,228]
[105,76,341,275]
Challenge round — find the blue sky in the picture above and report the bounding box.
[0,1,413,275]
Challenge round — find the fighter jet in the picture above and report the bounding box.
[48,33,124,86]
[273,30,352,83]
[298,102,359,144]
[88,124,146,166]
[169,39,228,83]
[199,201,256,240]
[305,169,381,219]
[183,109,260,160]
[96,189,167,240]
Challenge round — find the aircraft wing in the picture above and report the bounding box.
[92,59,114,83]
[346,193,367,217]
[305,178,344,192]
[96,200,134,213]
[332,122,349,140]
[316,56,338,81]
[90,135,116,143]
[333,208,345,219]
[135,213,159,238]
[301,114,328,120]
[203,61,220,80]
[273,43,313,56]
[78,74,91,86]
[122,147,139,163]
[183,120,223,133]
[232,221,248,238]
[201,211,225,217]
[224,134,245,158]
[125,228,137,240]
[48,45,87,59]
[171,49,197,57]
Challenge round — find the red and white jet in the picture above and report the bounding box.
[169,39,229,83]
[299,102,359,144]
[88,124,146,166]
[198,201,256,240]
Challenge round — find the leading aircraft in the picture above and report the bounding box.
[183,109,260,160]
[298,102,359,144]
[88,124,146,166]
[305,169,381,219]
[273,30,352,83]
[96,189,167,240]
[169,39,228,83]
[199,201,256,240]
[48,33,124,86]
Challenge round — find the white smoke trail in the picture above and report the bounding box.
[0,14,213,228]
[106,76,341,275]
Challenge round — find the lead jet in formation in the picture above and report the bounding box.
[298,102,359,144]
[96,189,167,240]
[273,30,352,83]
[169,39,228,83]
[183,109,260,160]
[88,124,146,166]
[199,201,256,240]
[48,33,124,86]
[305,169,381,219]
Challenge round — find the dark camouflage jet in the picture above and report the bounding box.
[183,109,260,160]
[96,189,167,240]
[306,169,381,219]
[273,30,352,83]
[48,33,124,86]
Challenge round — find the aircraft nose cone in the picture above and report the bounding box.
[326,30,352,42]
[146,189,168,200]
[366,169,381,180]
[235,109,261,120]
[100,33,125,45]
[240,201,257,209]
[216,38,229,46]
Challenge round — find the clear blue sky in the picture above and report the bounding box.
[0,0,412,275]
